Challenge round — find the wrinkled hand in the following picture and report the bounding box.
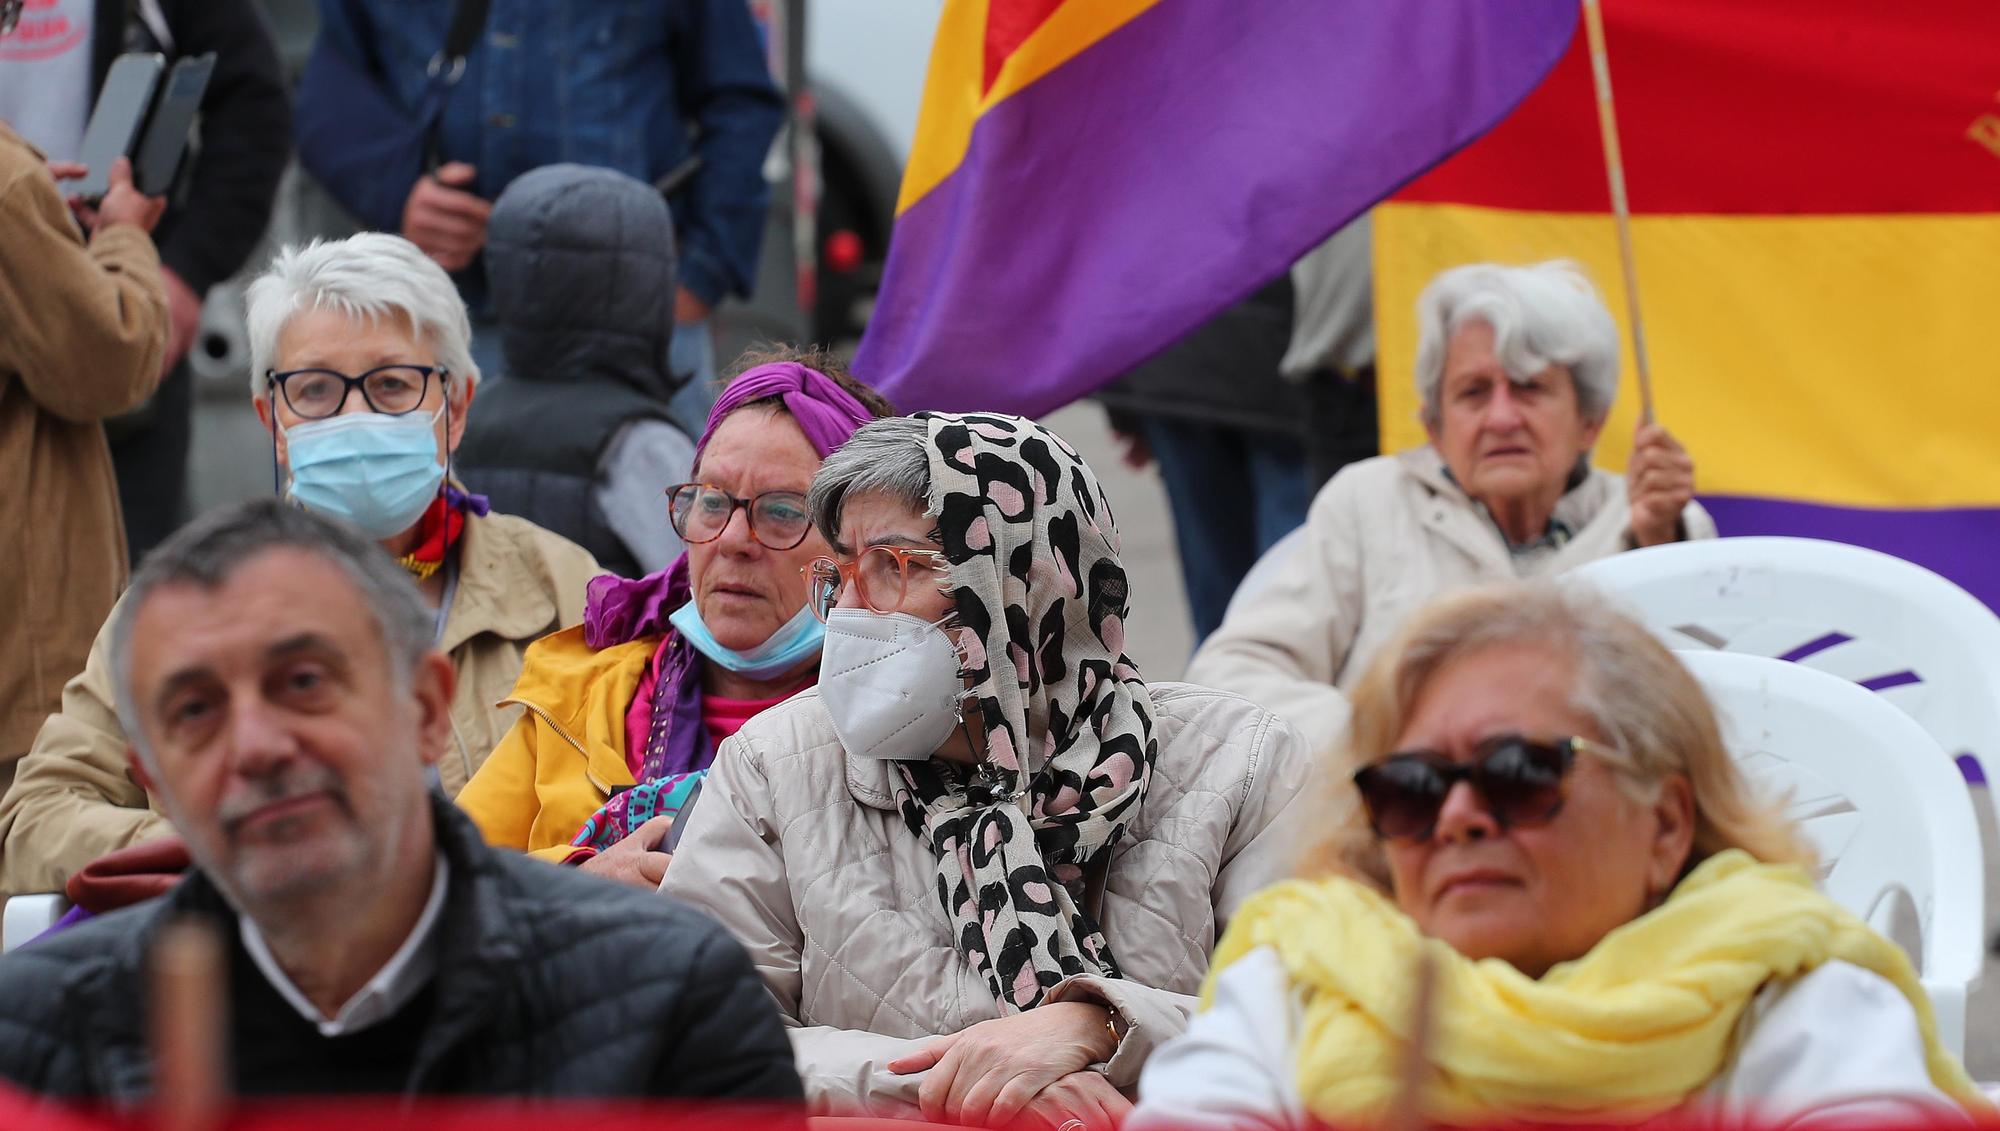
[160,267,202,377]
[577,813,675,889]
[888,1001,1118,1127]
[1018,1071,1133,1131]
[88,158,166,234]
[401,162,490,272]
[1626,421,1695,547]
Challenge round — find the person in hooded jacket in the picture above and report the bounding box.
[456,164,694,579]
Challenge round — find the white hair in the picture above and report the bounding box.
[1413,261,1620,427]
[244,233,478,398]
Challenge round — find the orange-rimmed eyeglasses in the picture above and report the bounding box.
[804,547,951,621]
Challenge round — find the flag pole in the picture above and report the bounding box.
[153,920,227,1131]
[1581,0,1655,424]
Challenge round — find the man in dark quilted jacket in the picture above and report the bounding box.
[0,499,803,1103]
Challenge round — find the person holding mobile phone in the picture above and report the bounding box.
[0,0,291,564]
[0,121,168,799]
[299,0,782,432]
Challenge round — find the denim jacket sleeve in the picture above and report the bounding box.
[669,0,784,306]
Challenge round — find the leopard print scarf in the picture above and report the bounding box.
[894,412,1159,1012]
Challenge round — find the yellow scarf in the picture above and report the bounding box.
[1205,851,1988,1124]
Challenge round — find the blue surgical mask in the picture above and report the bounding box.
[670,599,825,680]
[283,409,446,540]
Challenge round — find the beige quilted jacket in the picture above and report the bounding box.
[1187,446,1716,756]
[662,682,1319,1114]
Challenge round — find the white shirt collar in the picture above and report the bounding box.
[238,854,450,1038]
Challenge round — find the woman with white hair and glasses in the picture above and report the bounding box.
[0,233,599,897]
[663,413,1314,1127]
[1187,260,1715,754]
[1134,583,1986,1128]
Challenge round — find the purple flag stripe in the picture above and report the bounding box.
[1699,495,2000,613]
[856,0,1579,417]
[1956,754,1988,787]
[1776,632,1854,664]
[1856,670,1924,693]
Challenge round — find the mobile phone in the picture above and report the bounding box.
[68,53,165,201]
[132,53,216,196]
[662,778,704,854]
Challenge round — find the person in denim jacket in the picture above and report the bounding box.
[301,0,783,430]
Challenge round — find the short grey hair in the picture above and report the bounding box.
[110,499,435,757]
[809,416,935,542]
[1413,261,1620,428]
[244,233,478,398]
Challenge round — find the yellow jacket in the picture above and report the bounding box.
[0,511,599,895]
[455,625,658,863]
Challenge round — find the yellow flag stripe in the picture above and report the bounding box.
[1374,202,2000,509]
[897,0,1160,214]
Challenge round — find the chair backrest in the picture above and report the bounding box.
[0,893,64,953]
[1570,537,2000,786]
[1676,650,1982,1057]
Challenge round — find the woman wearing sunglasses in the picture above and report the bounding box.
[663,413,1314,1126]
[1132,583,1985,1129]
[455,351,893,886]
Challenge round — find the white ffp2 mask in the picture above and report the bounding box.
[819,608,966,761]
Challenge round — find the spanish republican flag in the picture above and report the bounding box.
[854,0,1579,419]
[1375,0,2000,606]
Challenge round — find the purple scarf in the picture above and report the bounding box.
[575,363,876,838]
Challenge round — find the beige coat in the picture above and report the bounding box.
[1186,447,1716,756]
[662,682,1318,1115]
[0,511,599,895]
[0,124,167,774]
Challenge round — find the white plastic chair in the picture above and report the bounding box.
[1,893,64,952]
[1571,537,2000,815]
[1679,650,1983,1057]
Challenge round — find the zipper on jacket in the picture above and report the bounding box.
[499,697,613,795]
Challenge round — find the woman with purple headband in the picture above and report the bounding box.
[458,349,893,887]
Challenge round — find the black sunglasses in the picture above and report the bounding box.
[1353,734,1606,842]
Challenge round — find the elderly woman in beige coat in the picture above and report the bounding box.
[1187,261,1715,755]
[0,234,597,896]
[664,413,1312,1128]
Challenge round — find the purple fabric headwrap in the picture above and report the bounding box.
[572,361,877,839]
[581,361,877,649]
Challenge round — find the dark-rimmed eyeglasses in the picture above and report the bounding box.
[805,547,951,621]
[1353,734,1608,843]
[667,483,813,550]
[266,365,443,419]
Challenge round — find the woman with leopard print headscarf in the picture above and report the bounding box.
[663,413,1316,1127]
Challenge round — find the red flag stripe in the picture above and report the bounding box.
[1396,0,2000,215]
[982,0,1066,94]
